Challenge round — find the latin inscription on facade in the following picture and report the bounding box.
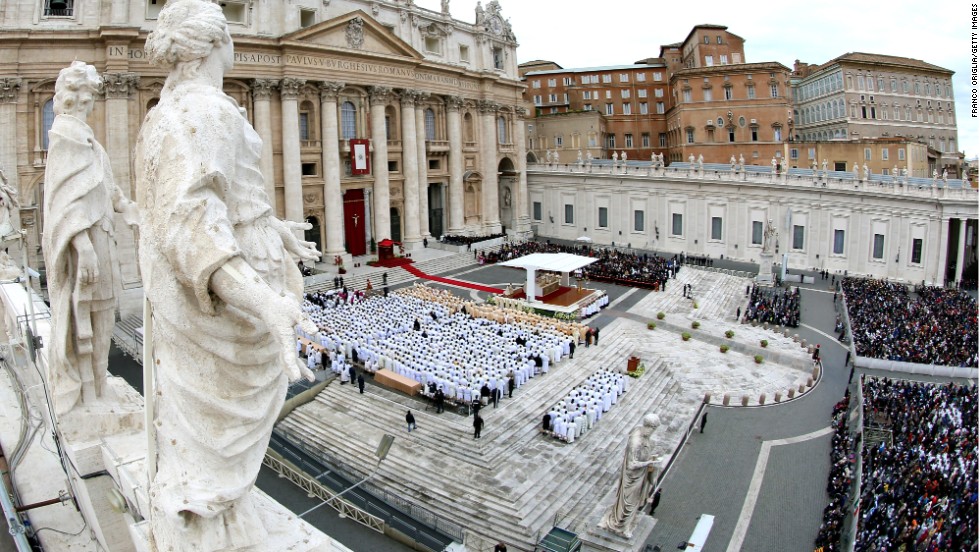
[117,49,476,90]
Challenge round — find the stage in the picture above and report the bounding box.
[497,253,606,319]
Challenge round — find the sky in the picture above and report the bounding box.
[416,0,978,161]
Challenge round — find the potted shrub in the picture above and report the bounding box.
[754,354,764,364]
[760,339,769,348]
[691,321,700,329]
[693,301,699,309]
[720,344,730,353]
[681,332,691,341]
[657,312,665,320]
[725,330,735,339]
[647,321,657,330]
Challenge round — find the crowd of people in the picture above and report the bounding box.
[296,284,591,410]
[842,278,978,367]
[742,284,801,327]
[440,232,507,246]
[814,390,855,552]
[855,377,977,551]
[478,241,681,290]
[542,369,629,443]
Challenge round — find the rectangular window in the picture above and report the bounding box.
[655,88,664,97]
[299,112,310,140]
[638,89,648,98]
[639,102,649,115]
[605,90,612,99]
[833,229,845,254]
[625,133,633,147]
[532,80,541,89]
[686,129,694,143]
[622,103,632,115]
[641,133,650,147]
[898,148,905,160]
[671,213,683,236]
[751,129,758,141]
[872,234,885,259]
[563,77,573,86]
[720,54,728,64]
[711,217,723,240]
[547,78,556,87]
[493,47,504,69]
[705,55,714,66]
[564,204,574,224]
[533,95,542,106]
[703,89,712,101]
[424,36,441,53]
[602,74,612,83]
[790,148,799,160]
[300,8,317,27]
[653,72,663,81]
[598,207,608,228]
[637,73,646,82]
[792,225,805,250]
[605,103,614,115]
[752,221,763,245]
[770,84,779,98]
[882,148,889,160]
[554,135,563,147]
[656,102,665,114]
[607,135,616,149]
[634,210,644,232]
[549,93,558,103]
[747,85,756,99]
[533,201,542,221]
[582,91,592,100]
[682,89,692,102]
[911,238,923,264]
[459,44,470,63]
[620,73,630,83]
[728,129,735,142]
[659,133,667,147]
[621,89,631,99]
[864,148,872,160]
[724,87,733,100]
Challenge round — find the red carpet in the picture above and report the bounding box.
[371,257,415,268]
[402,264,504,294]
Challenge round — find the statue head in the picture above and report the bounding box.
[53,61,101,119]
[642,413,660,430]
[145,0,230,79]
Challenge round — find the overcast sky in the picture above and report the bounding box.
[417,0,977,161]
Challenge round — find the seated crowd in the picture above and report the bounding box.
[842,278,978,367]
[297,284,588,408]
[542,369,629,443]
[743,284,801,327]
[479,241,680,290]
[814,390,855,551]
[856,377,978,551]
[440,232,507,246]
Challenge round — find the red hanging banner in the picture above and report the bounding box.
[350,139,370,175]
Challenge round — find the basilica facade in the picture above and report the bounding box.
[0,0,530,303]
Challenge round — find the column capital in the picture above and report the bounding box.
[445,95,465,111]
[368,85,392,105]
[0,78,22,103]
[103,72,140,99]
[477,99,498,114]
[251,78,280,100]
[399,89,424,106]
[280,77,306,99]
[318,81,345,101]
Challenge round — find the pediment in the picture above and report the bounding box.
[282,10,423,60]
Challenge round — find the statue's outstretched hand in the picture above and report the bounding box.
[263,298,316,383]
[275,219,321,263]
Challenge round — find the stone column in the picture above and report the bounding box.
[935,217,950,286]
[0,78,21,195]
[280,77,305,230]
[415,94,430,239]
[955,218,968,285]
[103,72,140,285]
[369,86,392,242]
[250,79,278,210]
[400,89,422,248]
[478,100,500,233]
[446,96,465,234]
[512,106,531,236]
[319,81,347,262]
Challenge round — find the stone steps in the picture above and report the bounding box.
[306,252,476,294]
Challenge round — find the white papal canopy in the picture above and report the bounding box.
[499,253,598,300]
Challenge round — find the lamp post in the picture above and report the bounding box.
[299,433,395,519]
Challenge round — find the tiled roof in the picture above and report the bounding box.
[821,52,953,74]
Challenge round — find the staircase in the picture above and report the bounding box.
[306,252,477,294]
[276,317,695,549]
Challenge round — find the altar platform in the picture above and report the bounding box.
[497,253,605,318]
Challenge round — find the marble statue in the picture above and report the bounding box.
[901,167,908,178]
[621,151,627,163]
[770,156,777,173]
[696,154,703,171]
[863,164,870,180]
[586,151,593,164]
[810,159,817,171]
[730,155,737,170]
[0,163,18,239]
[441,0,450,14]
[599,414,660,538]
[762,218,777,255]
[475,1,484,24]
[612,151,618,163]
[933,169,938,181]
[42,61,140,416]
[853,162,859,176]
[137,1,320,549]
[821,159,828,173]
[942,169,948,182]
[577,150,583,165]
[892,165,898,177]
[738,154,745,167]
[688,153,695,165]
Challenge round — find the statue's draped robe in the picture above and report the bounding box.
[43,114,121,414]
[600,426,654,536]
[135,83,302,550]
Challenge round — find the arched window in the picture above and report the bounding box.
[340,101,357,140]
[424,108,435,141]
[42,99,55,150]
[497,115,508,144]
[299,100,315,141]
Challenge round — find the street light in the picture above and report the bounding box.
[299,433,395,519]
